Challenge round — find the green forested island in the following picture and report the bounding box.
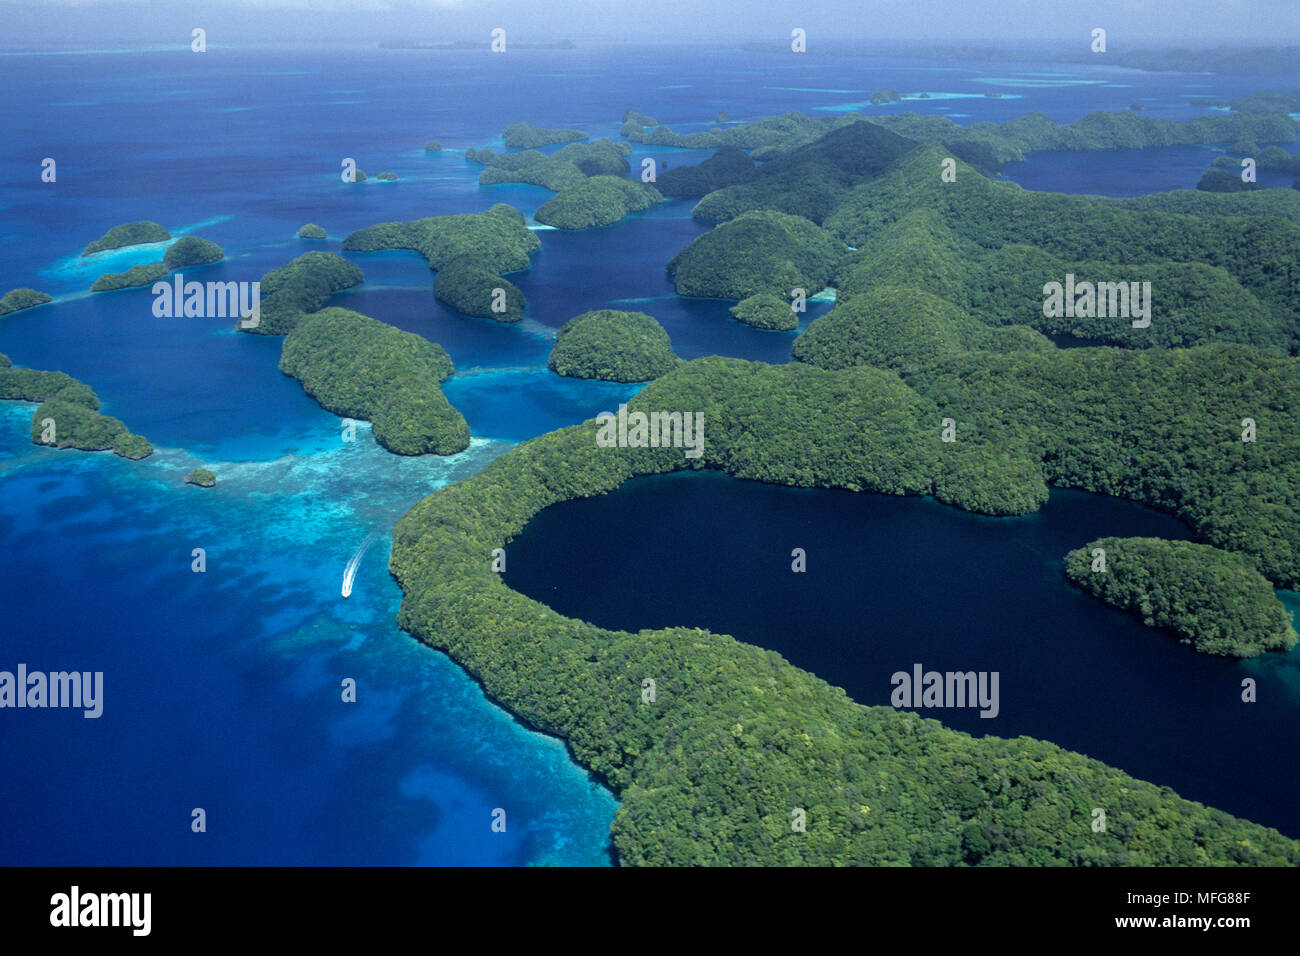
[535,176,662,229]
[624,104,1297,166]
[91,236,224,292]
[241,251,365,335]
[185,468,217,488]
[342,203,538,273]
[433,257,526,321]
[342,205,538,320]
[502,122,588,148]
[548,310,679,381]
[479,139,632,190]
[1064,537,1298,657]
[390,363,1300,866]
[622,109,658,128]
[668,209,848,298]
[81,221,171,255]
[0,352,152,459]
[297,224,328,239]
[729,292,798,331]
[91,262,168,292]
[163,236,224,269]
[478,149,587,191]
[664,140,1300,351]
[0,288,53,316]
[279,307,469,456]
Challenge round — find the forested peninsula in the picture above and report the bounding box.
[1064,537,1298,657]
[279,307,469,456]
[390,363,1300,866]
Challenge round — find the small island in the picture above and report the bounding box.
[163,236,224,269]
[1064,537,1299,657]
[622,109,659,128]
[377,171,398,181]
[729,292,798,331]
[870,88,904,104]
[91,262,167,292]
[341,203,538,275]
[279,307,469,456]
[82,221,171,256]
[534,176,662,229]
[547,310,679,381]
[502,122,588,148]
[0,288,53,316]
[478,139,631,190]
[0,351,152,459]
[424,141,444,152]
[297,224,328,240]
[185,468,216,488]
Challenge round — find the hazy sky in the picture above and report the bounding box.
[1,0,1297,48]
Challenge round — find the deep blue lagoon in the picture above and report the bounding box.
[504,471,1300,839]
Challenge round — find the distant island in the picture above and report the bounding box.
[81,221,170,256]
[547,310,679,381]
[1065,537,1299,657]
[535,176,662,229]
[502,122,588,149]
[0,288,53,316]
[91,262,167,292]
[297,224,327,239]
[378,39,575,51]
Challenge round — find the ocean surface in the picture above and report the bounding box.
[1,43,1298,863]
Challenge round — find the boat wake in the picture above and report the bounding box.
[341,528,383,598]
